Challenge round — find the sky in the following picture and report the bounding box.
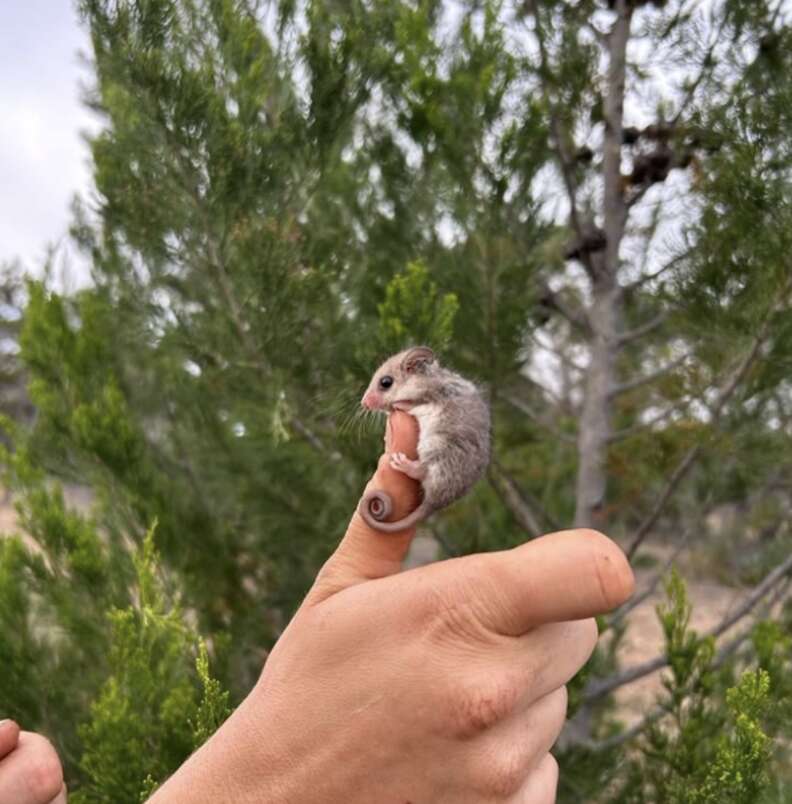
[0,0,99,286]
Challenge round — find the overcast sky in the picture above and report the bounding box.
[0,0,98,285]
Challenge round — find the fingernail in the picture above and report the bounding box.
[0,719,10,727]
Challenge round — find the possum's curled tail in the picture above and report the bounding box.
[358,489,431,533]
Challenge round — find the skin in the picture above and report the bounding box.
[0,720,67,804]
[150,411,634,803]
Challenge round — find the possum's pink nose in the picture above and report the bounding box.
[361,391,380,410]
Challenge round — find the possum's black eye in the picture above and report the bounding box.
[379,375,394,390]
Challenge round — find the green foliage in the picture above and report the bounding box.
[689,670,771,803]
[377,261,459,353]
[0,424,228,800]
[657,570,716,691]
[191,640,233,749]
[71,526,230,803]
[596,574,774,804]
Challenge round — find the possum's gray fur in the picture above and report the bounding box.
[358,346,490,533]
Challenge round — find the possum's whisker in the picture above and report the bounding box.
[335,391,376,441]
[337,405,360,436]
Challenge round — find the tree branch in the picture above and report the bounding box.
[625,284,787,559]
[609,352,689,398]
[588,576,790,753]
[583,550,792,705]
[488,462,542,538]
[711,580,791,671]
[622,9,726,215]
[622,251,690,293]
[670,11,729,128]
[530,330,587,375]
[537,285,592,334]
[624,442,701,561]
[524,1,595,277]
[607,401,685,443]
[502,392,577,445]
[616,311,669,346]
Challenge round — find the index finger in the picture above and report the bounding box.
[468,529,634,635]
[0,720,20,762]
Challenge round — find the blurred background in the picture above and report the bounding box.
[1,1,792,801]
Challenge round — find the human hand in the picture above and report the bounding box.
[0,719,67,804]
[152,411,634,803]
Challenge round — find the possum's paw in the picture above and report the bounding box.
[389,452,426,481]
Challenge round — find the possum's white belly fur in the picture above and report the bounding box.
[410,402,445,457]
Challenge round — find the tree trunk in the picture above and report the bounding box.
[574,280,621,527]
[572,2,631,529]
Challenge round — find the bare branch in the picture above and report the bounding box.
[537,285,592,334]
[624,175,657,211]
[530,330,587,374]
[609,352,689,398]
[616,311,669,346]
[583,651,667,706]
[502,393,576,445]
[770,0,785,27]
[622,251,690,293]
[488,462,543,538]
[290,415,331,455]
[625,443,701,561]
[607,401,685,443]
[625,283,788,558]
[711,554,792,640]
[712,579,791,671]
[584,550,792,705]
[708,323,771,419]
[586,701,667,753]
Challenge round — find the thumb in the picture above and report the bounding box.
[307,411,421,604]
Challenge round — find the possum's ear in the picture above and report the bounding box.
[401,346,435,373]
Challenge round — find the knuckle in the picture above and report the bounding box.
[544,752,559,776]
[579,617,599,657]
[547,686,569,737]
[472,748,526,799]
[24,737,63,802]
[526,687,568,757]
[447,676,520,738]
[534,753,560,802]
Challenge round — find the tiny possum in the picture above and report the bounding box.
[358,346,490,533]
